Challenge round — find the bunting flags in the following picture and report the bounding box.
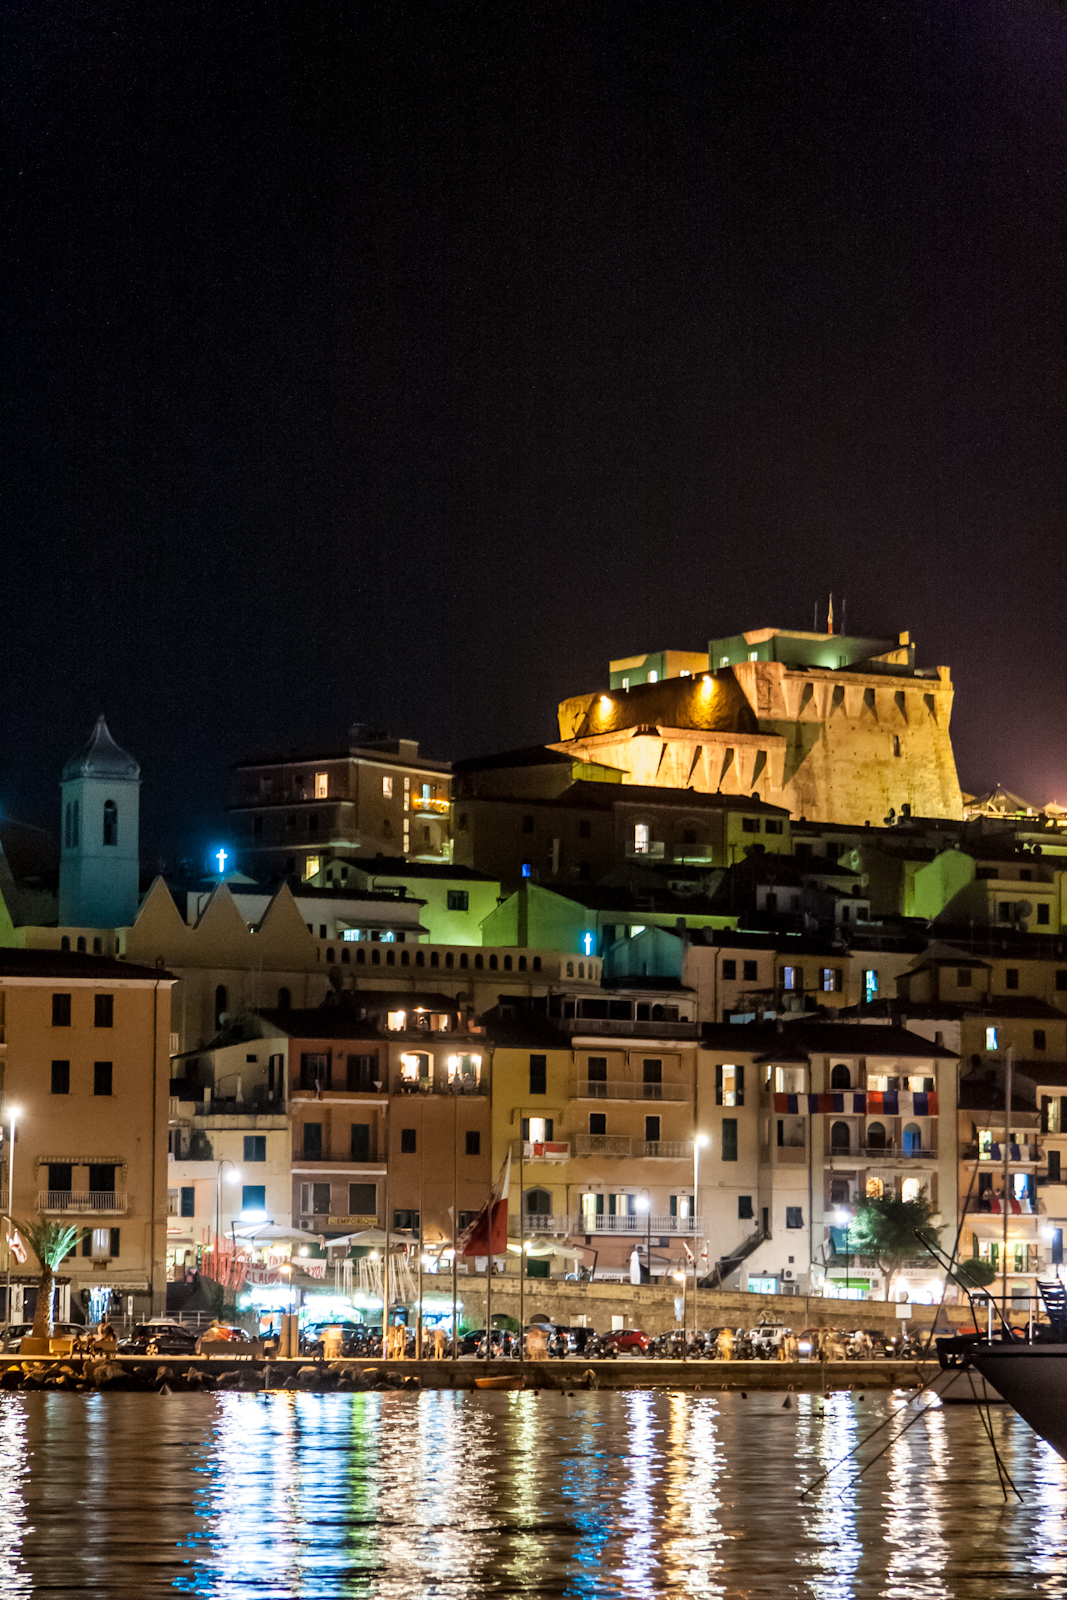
[773,1091,938,1116]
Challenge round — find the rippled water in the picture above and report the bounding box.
[3,1388,1067,1595]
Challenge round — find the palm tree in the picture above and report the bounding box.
[8,1219,79,1340]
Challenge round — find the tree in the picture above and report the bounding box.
[951,1257,998,1291]
[9,1219,80,1340]
[849,1190,939,1301]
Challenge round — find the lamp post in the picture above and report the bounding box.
[215,1161,242,1277]
[635,1191,651,1284]
[835,1208,851,1299]
[5,1108,18,1328]
[693,1134,709,1346]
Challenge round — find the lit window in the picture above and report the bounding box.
[342,929,361,942]
[621,677,629,689]
[986,1027,999,1050]
[383,776,393,798]
[901,1178,920,1203]
[314,772,328,799]
[679,669,690,678]
[720,655,729,667]
[527,1117,549,1143]
[630,924,646,937]
[387,1011,407,1031]
[91,1228,110,1255]
[634,823,650,854]
[782,966,797,991]
[304,855,321,880]
[648,670,658,683]
[521,863,532,878]
[864,969,878,1002]
[749,651,758,662]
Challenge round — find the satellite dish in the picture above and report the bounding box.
[1016,901,1033,919]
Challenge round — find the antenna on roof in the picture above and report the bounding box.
[840,596,846,636]
[813,600,819,631]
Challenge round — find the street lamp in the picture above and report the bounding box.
[215,1161,242,1267]
[635,1192,651,1283]
[5,1108,19,1328]
[835,1207,851,1300]
[692,1135,709,1350]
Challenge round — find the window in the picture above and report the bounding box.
[738,1196,754,1220]
[589,1113,607,1136]
[522,815,534,834]
[241,1185,266,1214]
[48,1164,72,1194]
[892,736,901,758]
[765,819,784,834]
[634,823,650,854]
[302,1123,323,1159]
[644,1115,660,1142]
[1035,1029,1047,1051]
[986,1027,999,1051]
[214,985,228,1028]
[722,959,737,980]
[786,1207,804,1229]
[1005,968,1019,990]
[52,994,71,1027]
[863,969,878,1002]
[956,968,972,988]
[830,1063,851,1089]
[1038,903,1051,925]
[393,1210,420,1234]
[243,1135,266,1162]
[741,817,760,833]
[314,772,328,799]
[93,993,114,1028]
[447,890,469,911]
[89,1164,115,1195]
[466,1131,481,1156]
[721,1119,738,1161]
[103,799,118,845]
[715,1064,744,1107]
[51,1061,70,1095]
[302,1183,330,1215]
[300,1052,330,1089]
[1049,1151,1062,1183]
[400,1128,417,1154]
[350,1123,371,1160]
[382,776,393,798]
[579,819,592,839]
[830,1121,850,1152]
[522,1117,554,1142]
[278,986,291,1011]
[529,1055,547,1095]
[743,960,758,982]
[90,1228,110,1256]
[821,968,841,992]
[93,1061,112,1096]
[867,1121,887,1150]
[349,1183,376,1214]
[304,855,321,880]
[647,670,658,682]
[782,966,800,992]
[180,1187,195,1217]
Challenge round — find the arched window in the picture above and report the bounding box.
[92,937,101,954]
[830,1063,851,1089]
[430,952,439,968]
[277,987,291,1011]
[371,949,380,966]
[903,1122,921,1156]
[415,951,425,967]
[401,950,410,967]
[489,954,498,971]
[103,799,118,846]
[578,963,585,979]
[386,950,395,966]
[60,936,70,952]
[867,1121,887,1150]
[325,947,335,963]
[866,1176,884,1199]
[76,936,86,952]
[64,803,71,848]
[445,952,453,969]
[525,1188,552,1216]
[830,1120,851,1152]
[830,1177,850,1204]
[901,1177,920,1202]
[214,985,227,1029]
[356,948,365,965]
[71,800,79,848]
[566,962,574,977]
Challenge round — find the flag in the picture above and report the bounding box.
[5,1229,26,1265]
[459,1153,511,1257]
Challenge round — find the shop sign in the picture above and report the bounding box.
[327,1215,377,1227]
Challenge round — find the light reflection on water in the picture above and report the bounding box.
[3,1389,1067,1595]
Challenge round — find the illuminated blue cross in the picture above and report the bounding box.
[215,848,228,875]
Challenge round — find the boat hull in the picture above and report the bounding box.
[971,1345,1067,1459]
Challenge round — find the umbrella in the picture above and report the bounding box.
[232,1223,314,1243]
[507,1240,583,1262]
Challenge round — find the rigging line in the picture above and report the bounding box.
[799,1369,953,1499]
[920,1153,981,1361]
[965,1363,1021,1502]
[837,1385,959,1495]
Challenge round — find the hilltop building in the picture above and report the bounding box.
[58,716,141,929]
[553,626,964,826]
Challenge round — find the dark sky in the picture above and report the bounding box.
[4,0,1067,865]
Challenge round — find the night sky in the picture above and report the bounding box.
[4,1,1067,865]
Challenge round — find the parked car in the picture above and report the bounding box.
[1,1321,87,1354]
[601,1328,650,1356]
[749,1322,792,1359]
[119,1320,200,1355]
[196,1323,252,1352]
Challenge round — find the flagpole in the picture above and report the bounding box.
[519,1119,525,1361]
[486,1160,493,1367]
[452,1091,458,1360]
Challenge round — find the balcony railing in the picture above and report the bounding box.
[509,1213,703,1236]
[38,1190,128,1215]
[296,1151,381,1165]
[194,1098,287,1117]
[392,1076,486,1097]
[561,1018,698,1038]
[572,1079,691,1102]
[573,1134,632,1157]
[509,1215,570,1236]
[830,1144,939,1161]
[963,1143,1039,1164]
[411,796,449,814]
[638,1140,693,1159]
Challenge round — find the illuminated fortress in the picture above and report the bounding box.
[554,627,964,825]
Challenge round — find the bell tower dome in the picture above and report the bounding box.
[58,715,141,928]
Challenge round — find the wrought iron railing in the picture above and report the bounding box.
[37,1190,128,1214]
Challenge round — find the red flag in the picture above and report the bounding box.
[459,1153,511,1257]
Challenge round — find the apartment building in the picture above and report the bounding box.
[0,948,174,1322]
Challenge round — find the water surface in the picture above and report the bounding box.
[4,1388,1066,1596]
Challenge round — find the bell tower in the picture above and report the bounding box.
[58,715,141,928]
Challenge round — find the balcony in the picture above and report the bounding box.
[638,1141,693,1159]
[572,1079,691,1102]
[512,1141,571,1162]
[38,1190,128,1215]
[572,1213,703,1236]
[509,1215,571,1236]
[573,1134,632,1157]
[829,1144,939,1164]
[963,1143,1039,1164]
[411,795,449,815]
[392,1076,486,1097]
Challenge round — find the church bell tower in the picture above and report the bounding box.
[58,715,141,928]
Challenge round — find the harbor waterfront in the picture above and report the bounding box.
[1,1387,1065,1597]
